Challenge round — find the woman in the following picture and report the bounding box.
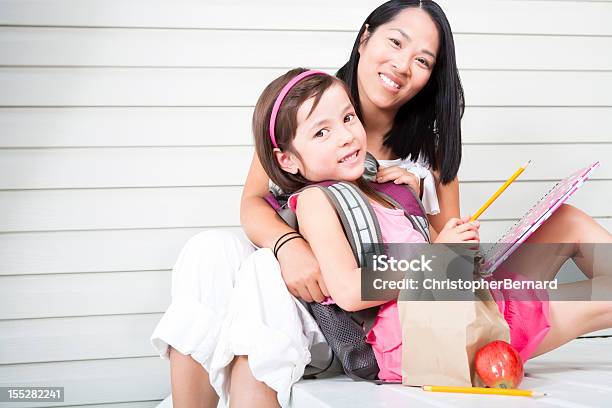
[153,1,467,406]
[242,0,462,305]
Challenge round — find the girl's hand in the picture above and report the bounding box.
[434,216,480,244]
[376,165,421,195]
[276,236,330,303]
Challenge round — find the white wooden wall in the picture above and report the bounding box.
[1,0,611,406]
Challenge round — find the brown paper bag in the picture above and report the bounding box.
[399,288,510,387]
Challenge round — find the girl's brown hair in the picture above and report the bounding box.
[253,68,395,208]
[253,68,339,193]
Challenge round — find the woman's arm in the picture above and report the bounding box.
[240,152,296,248]
[296,188,389,312]
[427,174,460,235]
[240,152,329,303]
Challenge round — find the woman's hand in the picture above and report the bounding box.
[276,237,330,303]
[434,216,480,244]
[375,165,421,195]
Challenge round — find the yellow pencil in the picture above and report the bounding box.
[422,385,547,397]
[470,160,531,221]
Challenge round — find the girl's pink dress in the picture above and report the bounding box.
[365,201,551,382]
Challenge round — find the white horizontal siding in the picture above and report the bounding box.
[0,147,254,188]
[1,1,611,407]
[0,228,213,275]
[0,107,255,147]
[0,187,243,231]
[2,107,612,148]
[0,271,171,319]
[2,27,612,71]
[0,314,163,364]
[1,0,611,35]
[0,145,609,190]
[1,68,611,106]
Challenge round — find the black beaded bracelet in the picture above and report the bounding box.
[274,234,304,259]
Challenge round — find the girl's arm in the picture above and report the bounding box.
[241,153,329,303]
[296,188,390,312]
[427,174,460,234]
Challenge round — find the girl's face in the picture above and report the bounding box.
[276,82,367,183]
[357,8,440,115]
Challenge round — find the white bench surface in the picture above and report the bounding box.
[158,336,612,407]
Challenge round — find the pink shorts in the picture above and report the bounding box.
[489,269,552,362]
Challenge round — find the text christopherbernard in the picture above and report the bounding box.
[370,254,558,292]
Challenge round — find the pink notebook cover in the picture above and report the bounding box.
[480,161,600,276]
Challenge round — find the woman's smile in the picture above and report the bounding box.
[379,73,402,93]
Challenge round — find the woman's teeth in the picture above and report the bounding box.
[340,151,358,163]
[379,73,400,89]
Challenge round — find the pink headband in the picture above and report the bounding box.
[269,70,328,149]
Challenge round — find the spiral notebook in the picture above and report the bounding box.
[479,161,600,276]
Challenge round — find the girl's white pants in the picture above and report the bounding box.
[150,229,332,407]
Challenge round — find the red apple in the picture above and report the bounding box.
[475,340,524,389]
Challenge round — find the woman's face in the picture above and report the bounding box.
[357,7,440,115]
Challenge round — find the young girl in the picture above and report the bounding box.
[254,67,612,383]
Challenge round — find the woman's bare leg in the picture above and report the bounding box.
[531,300,612,358]
[229,355,279,408]
[500,204,612,283]
[496,205,612,358]
[169,346,219,408]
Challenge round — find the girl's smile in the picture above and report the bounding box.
[339,149,360,164]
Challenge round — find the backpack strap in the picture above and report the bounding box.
[300,181,385,264]
[371,183,431,243]
[372,183,431,243]
[285,181,386,335]
[365,152,431,243]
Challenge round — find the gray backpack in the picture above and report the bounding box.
[265,154,430,383]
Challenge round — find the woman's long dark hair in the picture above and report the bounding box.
[337,0,464,184]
